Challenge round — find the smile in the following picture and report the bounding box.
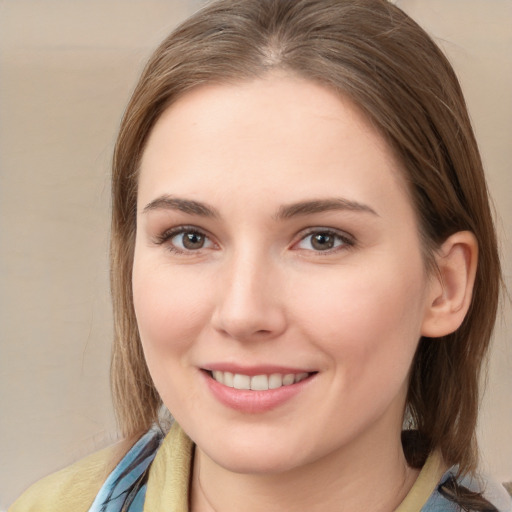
[202,366,316,413]
[210,371,310,391]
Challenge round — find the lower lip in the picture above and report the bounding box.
[202,371,314,414]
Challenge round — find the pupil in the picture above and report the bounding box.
[312,233,334,250]
[183,232,204,249]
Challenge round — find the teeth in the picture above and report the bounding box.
[250,374,268,391]
[282,374,295,386]
[269,373,282,389]
[223,371,234,387]
[211,371,311,390]
[233,373,251,389]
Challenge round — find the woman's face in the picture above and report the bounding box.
[133,74,434,474]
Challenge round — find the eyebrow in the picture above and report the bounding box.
[142,194,378,219]
[274,198,378,220]
[142,195,220,218]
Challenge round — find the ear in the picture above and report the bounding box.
[421,231,478,338]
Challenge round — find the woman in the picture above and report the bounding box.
[10,0,511,510]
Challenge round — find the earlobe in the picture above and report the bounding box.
[421,231,478,338]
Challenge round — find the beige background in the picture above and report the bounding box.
[0,0,510,508]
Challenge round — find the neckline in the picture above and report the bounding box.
[144,423,447,512]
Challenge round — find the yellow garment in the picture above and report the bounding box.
[395,448,446,512]
[144,423,194,511]
[9,443,122,512]
[10,423,445,511]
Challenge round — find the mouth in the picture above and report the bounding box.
[205,370,314,391]
[201,366,317,413]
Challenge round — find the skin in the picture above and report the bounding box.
[132,74,474,511]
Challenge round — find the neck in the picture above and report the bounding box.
[190,426,419,512]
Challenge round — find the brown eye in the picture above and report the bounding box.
[181,232,205,250]
[164,229,214,252]
[311,233,335,250]
[295,229,353,252]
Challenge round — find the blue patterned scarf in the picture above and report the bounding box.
[87,428,163,512]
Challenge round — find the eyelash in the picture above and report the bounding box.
[294,228,355,254]
[153,226,355,255]
[154,225,213,255]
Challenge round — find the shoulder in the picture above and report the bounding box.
[458,471,512,512]
[424,467,512,512]
[8,438,137,512]
[397,451,511,512]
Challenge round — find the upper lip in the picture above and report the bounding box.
[202,363,316,376]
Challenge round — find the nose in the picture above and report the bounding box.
[211,251,287,342]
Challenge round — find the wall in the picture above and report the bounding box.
[0,0,510,508]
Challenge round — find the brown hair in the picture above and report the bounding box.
[110,0,501,480]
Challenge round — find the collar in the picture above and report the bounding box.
[144,422,447,512]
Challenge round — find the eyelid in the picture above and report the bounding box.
[153,225,217,253]
[152,224,354,255]
[292,227,355,253]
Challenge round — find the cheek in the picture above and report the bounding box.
[291,257,427,385]
[131,256,216,414]
[132,257,212,358]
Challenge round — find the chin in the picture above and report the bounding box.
[207,446,300,475]
[195,427,319,475]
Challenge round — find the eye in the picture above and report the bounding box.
[172,231,208,250]
[155,227,215,253]
[295,229,353,252]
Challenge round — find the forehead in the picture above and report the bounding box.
[138,74,411,220]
